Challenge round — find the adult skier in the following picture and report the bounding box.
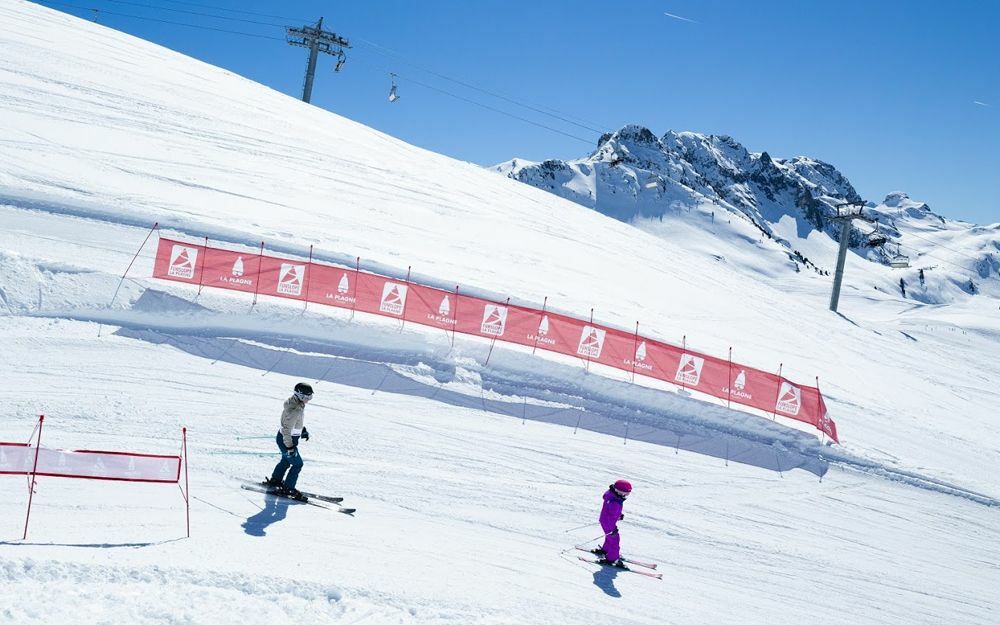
[265,382,313,499]
[591,479,632,567]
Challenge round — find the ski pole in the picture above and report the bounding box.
[578,529,618,546]
[563,521,600,533]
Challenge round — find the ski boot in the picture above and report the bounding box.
[280,486,307,501]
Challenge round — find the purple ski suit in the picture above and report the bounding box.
[598,487,626,561]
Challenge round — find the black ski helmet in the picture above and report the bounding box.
[293,382,313,397]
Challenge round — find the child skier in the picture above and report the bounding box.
[265,382,313,499]
[592,479,632,567]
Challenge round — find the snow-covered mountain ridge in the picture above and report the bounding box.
[1,3,999,624]
[493,125,1000,301]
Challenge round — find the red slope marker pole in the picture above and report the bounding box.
[183,427,190,538]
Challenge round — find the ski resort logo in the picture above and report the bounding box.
[57,451,68,467]
[219,256,252,286]
[480,305,508,336]
[627,341,653,372]
[724,369,752,401]
[775,382,801,416]
[528,315,555,346]
[160,460,172,477]
[91,455,106,476]
[674,354,704,386]
[277,263,305,296]
[379,282,409,315]
[327,273,355,305]
[576,326,606,358]
[168,245,198,279]
[425,295,456,326]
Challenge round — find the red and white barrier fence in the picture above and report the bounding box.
[1,416,190,539]
[151,236,838,442]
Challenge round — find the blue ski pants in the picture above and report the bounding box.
[270,432,303,489]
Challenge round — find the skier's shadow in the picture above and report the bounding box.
[242,496,292,537]
[592,567,622,598]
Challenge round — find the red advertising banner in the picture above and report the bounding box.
[306,263,359,310]
[0,444,181,483]
[151,237,838,442]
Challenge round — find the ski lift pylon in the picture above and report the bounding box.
[388,73,400,102]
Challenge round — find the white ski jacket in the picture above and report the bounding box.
[279,396,306,448]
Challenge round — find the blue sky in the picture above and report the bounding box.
[40,0,999,223]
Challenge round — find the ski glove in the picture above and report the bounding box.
[301,427,310,441]
[620,513,625,520]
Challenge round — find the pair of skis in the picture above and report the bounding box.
[574,546,662,579]
[240,480,356,515]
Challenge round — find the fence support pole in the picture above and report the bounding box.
[680,335,687,393]
[399,265,411,332]
[484,297,510,365]
[23,415,44,540]
[585,308,594,372]
[771,363,783,420]
[349,257,360,321]
[196,236,208,295]
[531,296,548,356]
[450,286,460,347]
[100,222,158,337]
[727,347,733,409]
[303,245,314,313]
[250,242,265,307]
[630,321,640,383]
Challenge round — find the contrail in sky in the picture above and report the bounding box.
[663,11,698,24]
[973,100,990,107]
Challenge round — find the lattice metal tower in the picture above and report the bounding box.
[286,17,350,103]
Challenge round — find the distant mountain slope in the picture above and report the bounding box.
[493,125,1000,301]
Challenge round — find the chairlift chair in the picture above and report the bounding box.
[889,243,910,268]
[388,73,400,102]
[867,219,888,247]
[334,51,346,72]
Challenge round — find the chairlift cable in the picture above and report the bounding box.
[353,37,610,135]
[90,0,292,27]
[40,1,285,40]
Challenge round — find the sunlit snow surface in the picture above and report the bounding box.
[1,2,998,624]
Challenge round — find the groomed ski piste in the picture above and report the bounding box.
[1,2,999,624]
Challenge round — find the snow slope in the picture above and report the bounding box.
[1,2,998,624]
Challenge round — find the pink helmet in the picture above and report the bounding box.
[613,479,632,494]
